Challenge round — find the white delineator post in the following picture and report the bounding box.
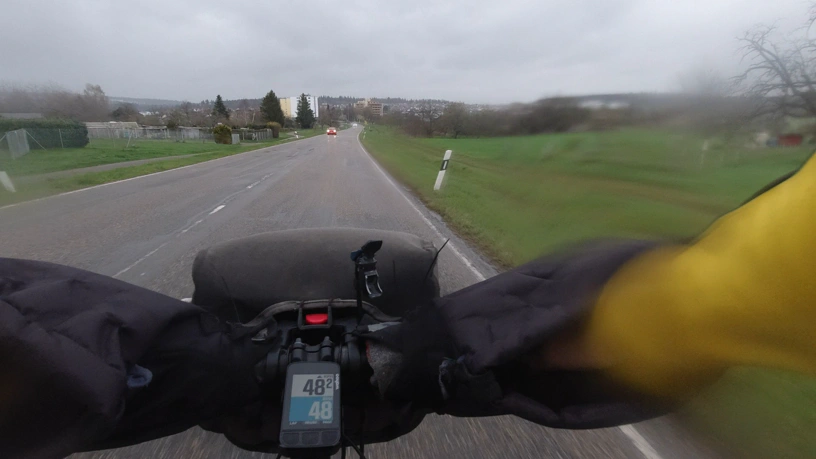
[434,150,453,191]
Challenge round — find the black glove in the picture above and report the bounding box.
[0,258,273,458]
[364,240,673,429]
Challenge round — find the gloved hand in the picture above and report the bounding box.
[0,258,272,459]
[363,240,672,429]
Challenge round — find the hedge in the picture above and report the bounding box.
[0,119,89,148]
[212,124,232,144]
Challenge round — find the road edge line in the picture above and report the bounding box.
[356,129,664,459]
[0,135,315,212]
[355,131,485,281]
[619,425,664,459]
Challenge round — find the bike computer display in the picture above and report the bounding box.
[280,362,342,449]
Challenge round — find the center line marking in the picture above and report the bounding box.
[209,205,225,215]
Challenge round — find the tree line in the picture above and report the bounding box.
[7,0,816,139]
[0,85,320,130]
[380,99,598,138]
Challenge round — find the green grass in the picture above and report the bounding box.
[682,368,816,458]
[361,126,816,458]
[0,129,323,177]
[0,128,325,206]
[361,126,809,266]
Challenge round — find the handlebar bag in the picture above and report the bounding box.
[191,228,440,322]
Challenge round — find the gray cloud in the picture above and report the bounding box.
[1,0,807,103]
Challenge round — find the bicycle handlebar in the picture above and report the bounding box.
[250,240,390,459]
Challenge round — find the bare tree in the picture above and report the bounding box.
[317,105,333,127]
[111,103,139,121]
[238,98,251,127]
[679,68,731,97]
[417,101,442,137]
[441,102,468,138]
[735,7,816,118]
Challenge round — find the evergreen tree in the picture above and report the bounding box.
[260,90,285,124]
[212,94,230,120]
[295,93,315,128]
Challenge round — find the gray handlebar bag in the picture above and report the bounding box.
[192,228,440,322]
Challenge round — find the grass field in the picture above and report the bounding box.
[361,126,810,266]
[0,128,325,206]
[0,129,322,177]
[361,126,816,458]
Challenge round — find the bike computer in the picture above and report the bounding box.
[280,361,342,449]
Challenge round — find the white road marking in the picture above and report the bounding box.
[356,134,485,281]
[247,181,261,189]
[107,161,283,278]
[114,243,168,277]
[357,130,664,459]
[180,219,205,234]
[619,425,664,459]
[0,135,311,212]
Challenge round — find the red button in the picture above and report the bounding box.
[305,313,329,325]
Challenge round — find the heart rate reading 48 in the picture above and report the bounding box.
[279,362,342,449]
[289,374,336,423]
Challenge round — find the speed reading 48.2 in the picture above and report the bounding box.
[288,374,339,423]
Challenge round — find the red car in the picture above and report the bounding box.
[327,127,337,135]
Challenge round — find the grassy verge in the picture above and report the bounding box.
[0,129,323,177]
[361,126,816,458]
[0,128,324,206]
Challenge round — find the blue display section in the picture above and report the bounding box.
[289,396,334,423]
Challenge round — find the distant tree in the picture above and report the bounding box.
[165,119,179,129]
[679,68,731,97]
[442,102,468,138]
[260,90,285,125]
[30,83,111,121]
[179,101,194,120]
[111,103,139,121]
[80,84,110,121]
[417,101,442,137]
[295,93,315,128]
[237,98,251,127]
[212,95,230,120]
[734,4,816,119]
[317,109,330,127]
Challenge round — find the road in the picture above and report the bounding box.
[0,127,720,459]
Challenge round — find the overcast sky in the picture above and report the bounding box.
[0,0,808,104]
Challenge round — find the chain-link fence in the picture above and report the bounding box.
[1,127,88,152]
[86,127,275,143]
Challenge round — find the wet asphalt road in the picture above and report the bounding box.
[0,127,720,458]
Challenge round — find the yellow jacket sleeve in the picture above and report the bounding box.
[585,154,816,399]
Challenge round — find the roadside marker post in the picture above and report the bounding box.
[433,150,452,191]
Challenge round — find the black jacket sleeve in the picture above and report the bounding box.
[365,240,673,429]
[0,258,268,459]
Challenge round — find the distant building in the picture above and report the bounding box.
[85,121,140,130]
[578,100,630,110]
[354,98,383,116]
[778,133,804,147]
[280,95,319,119]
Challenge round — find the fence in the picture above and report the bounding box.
[5,129,30,158]
[1,127,277,154]
[86,127,275,143]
